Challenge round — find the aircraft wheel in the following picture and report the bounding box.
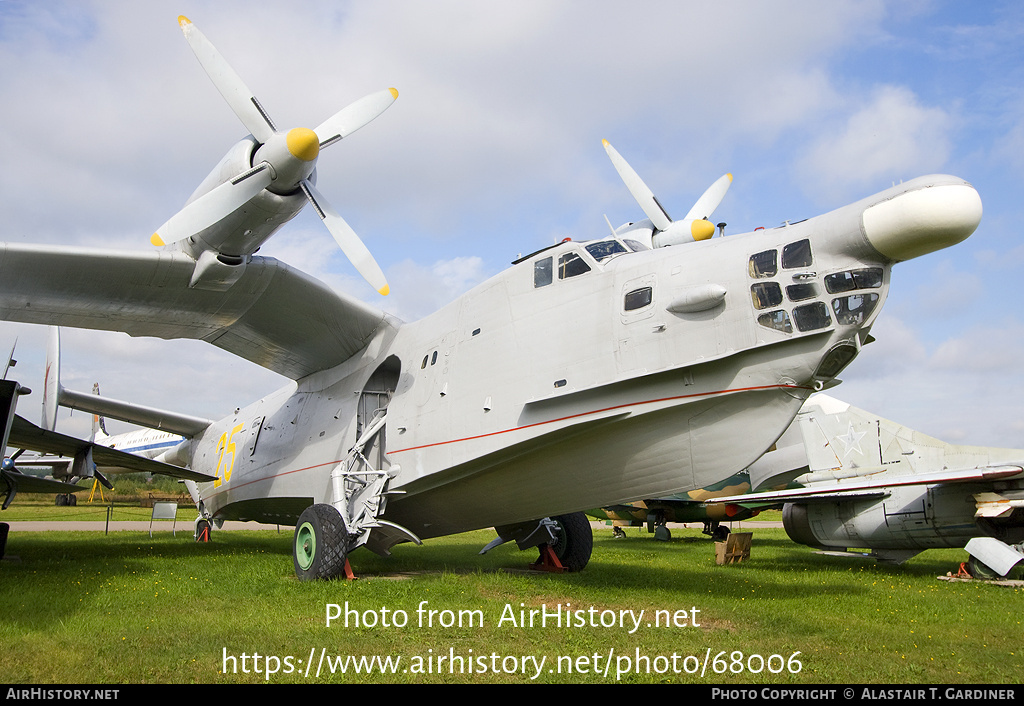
[55,494,67,506]
[712,525,731,542]
[195,519,212,543]
[293,504,349,581]
[546,512,593,572]
[67,494,77,507]
[654,525,671,541]
[967,554,1000,580]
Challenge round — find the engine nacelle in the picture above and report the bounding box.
[782,483,1024,552]
[176,137,309,261]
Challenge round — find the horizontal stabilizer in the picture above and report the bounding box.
[58,386,212,438]
[9,414,216,483]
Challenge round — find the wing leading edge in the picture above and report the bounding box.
[0,244,398,379]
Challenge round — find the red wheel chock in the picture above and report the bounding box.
[529,544,566,573]
[343,558,357,581]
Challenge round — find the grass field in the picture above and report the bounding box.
[0,514,1020,684]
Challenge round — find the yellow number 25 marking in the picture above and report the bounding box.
[212,423,245,488]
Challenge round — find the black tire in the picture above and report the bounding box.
[546,512,593,572]
[293,504,349,581]
[712,525,731,542]
[654,524,671,542]
[67,494,77,506]
[968,554,1000,580]
[195,519,212,543]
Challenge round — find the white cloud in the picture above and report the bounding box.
[797,85,954,204]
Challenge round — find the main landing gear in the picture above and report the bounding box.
[534,513,594,572]
[293,504,355,581]
[483,512,594,573]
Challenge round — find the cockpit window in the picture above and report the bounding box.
[749,250,777,278]
[558,252,591,279]
[782,239,813,269]
[534,257,553,288]
[585,240,628,262]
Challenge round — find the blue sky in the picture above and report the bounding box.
[1,0,1023,448]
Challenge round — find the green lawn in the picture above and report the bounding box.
[0,522,1019,684]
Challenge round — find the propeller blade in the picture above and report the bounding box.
[151,163,272,246]
[602,139,672,231]
[315,88,399,149]
[682,173,733,222]
[178,15,276,143]
[300,180,390,296]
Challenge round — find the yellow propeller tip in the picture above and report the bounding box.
[726,173,733,181]
[150,233,165,247]
[378,284,390,296]
[389,87,399,99]
[178,15,191,27]
[601,139,609,146]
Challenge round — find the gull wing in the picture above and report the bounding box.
[0,244,397,379]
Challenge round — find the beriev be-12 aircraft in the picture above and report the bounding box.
[0,17,983,579]
[709,395,1024,578]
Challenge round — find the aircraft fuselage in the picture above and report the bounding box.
[189,174,981,551]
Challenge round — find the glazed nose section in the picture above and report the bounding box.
[862,181,982,261]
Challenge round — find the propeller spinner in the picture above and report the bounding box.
[152,16,394,296]
[603,139,731,248]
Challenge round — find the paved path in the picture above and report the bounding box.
[1,520,284,532]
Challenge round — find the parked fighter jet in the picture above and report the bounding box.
[0,17,983,579]
[709,395,1024,577]
[588,471,758,541]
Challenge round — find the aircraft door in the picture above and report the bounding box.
[358,356,400,472]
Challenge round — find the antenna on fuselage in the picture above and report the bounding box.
[603,214,617,237]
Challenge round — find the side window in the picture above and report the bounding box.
[624,287,653,311]
[750,282,783,310]
[757,310,793,333]
[824,267,883,294]
[748,250,778,278]
[534,257,553,288]
[558,252,591,279]
[786,283,818,302]
[832,293,879,325]
[782,239,812,269]
[792,302,832,332]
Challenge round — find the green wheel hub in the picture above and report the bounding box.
[295,522,317,570]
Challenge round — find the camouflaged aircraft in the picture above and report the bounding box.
[709,395,1024,578]
[588,471,758,542]
[0,17,984,580]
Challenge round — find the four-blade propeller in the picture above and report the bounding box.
[152,16,394,296]
[602,139,731,248]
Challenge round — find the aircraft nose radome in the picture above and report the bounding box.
[861,180,982,261]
